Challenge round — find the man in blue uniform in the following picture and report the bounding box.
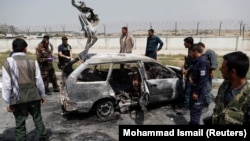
[188,43,209,125]
[198,42,218,109]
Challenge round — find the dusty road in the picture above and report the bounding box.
[0,81,219,141]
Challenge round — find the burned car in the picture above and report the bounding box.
[60,53,184,120]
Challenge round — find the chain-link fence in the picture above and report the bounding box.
[1,20,250,38]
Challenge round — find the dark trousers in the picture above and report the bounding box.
[41,68,59,92]
[204,78,212,105]
[145,51,157,60]
[183,79,191,108]
[48,67,59,89]
[12,101,47,141]
[189,101,203,125]
[189,88,205,125]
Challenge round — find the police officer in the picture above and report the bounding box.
[181,37,194,113]
[198,42,218,109]
[212,51,250,125]
[188,44,209,125]
[36,39,60,94]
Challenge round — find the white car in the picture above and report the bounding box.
[60,53,184,120]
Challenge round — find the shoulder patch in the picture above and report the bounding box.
[200,70,206,76]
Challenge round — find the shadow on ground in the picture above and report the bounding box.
[0,128,52,141]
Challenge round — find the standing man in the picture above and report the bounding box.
[36,39,60,95]
[119,26,134,54]
[43,35,54,55]
[58,36,73,81]
[198,42,218,109]
[2,38,47,141]
[145,29,163,60]
[188,44,209,125]
[211,51,250,125]
[43,35,59,88]
[181,37,194,112]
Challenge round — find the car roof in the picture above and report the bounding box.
[84,53,157,64]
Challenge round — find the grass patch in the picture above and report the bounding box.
[157,54,249,79]
[0,52,249,79]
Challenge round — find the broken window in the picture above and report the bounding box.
[77,64,110,82]
[109,62,140,95]
[144,62,174,79]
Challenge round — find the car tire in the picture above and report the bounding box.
[96,100,114,120]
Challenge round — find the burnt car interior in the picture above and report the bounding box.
[109,63,141,97]
[76,61,179,99]
[77,64,109,82]
[144,62,176,79]
[76,62,142,97]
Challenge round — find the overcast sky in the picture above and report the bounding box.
[0,0,250,32]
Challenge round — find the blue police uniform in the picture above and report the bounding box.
[189,55,209,125]
[203,49,218,106]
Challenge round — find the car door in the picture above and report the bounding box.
[66,63,114,112]
[143,62,179,103]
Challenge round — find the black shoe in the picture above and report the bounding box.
[45,89,51,95]
[46,92,52,95]
[45,89,49,93]
[54,87,60,92]
[46,93,52,95]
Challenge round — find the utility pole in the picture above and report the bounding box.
[196,22,200,35]
[62,25,66,35]
[240,20,243,35]
[27,26,30,38]
[44,26,47,34]
[219,21,222,36]
[243,24,245,38]
[175,22,177,36]
[103,24,106,36]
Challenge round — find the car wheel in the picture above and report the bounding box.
[96,100,114,120]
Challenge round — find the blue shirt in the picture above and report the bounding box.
[58,44,72,65]
[225,82,247,106]
[146,35,163,52]
[204,49,218,70]
[190,55,209,95]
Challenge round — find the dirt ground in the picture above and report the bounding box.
[0,81,219,141]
